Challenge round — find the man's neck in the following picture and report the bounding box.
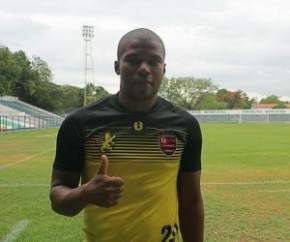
[118,92,157,113]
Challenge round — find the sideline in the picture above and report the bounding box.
[0,148,54,171]
[0,219,30,242]
[1,180,290,187]
[0,184,49,187]
[202,180,290,185]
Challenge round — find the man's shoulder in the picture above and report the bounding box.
[159,97,193,115]
[63,95,114,123]
[158,97,200,124]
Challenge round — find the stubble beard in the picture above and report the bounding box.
[120,84,159,102]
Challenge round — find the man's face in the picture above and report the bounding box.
[115,37,166,102]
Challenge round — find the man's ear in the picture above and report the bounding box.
[114,61,120,75]
[163,63,166,75]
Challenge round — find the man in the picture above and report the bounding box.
[49,28,204,242]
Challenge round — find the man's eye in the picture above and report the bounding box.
[126,58,140,65]
[149,59,162,66]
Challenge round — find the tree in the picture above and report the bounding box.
[11,50,38,101]
[2,46,288,113]
[0,46,21,96]
[31,56,53,82]
[60,85,83,113]
[0,46,113,113]
[158,77,182,103]
[258,95,289,109]
[159,77,218,109]
[216,89,252,109]
[259,95,281,104]
[195,93,227,110]
[28,81,63,112]
[95,86,111,100]
[80,84,111,106]
[273,102,287,109]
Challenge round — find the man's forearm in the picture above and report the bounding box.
[179,200,204,242]
[50,185,89,217]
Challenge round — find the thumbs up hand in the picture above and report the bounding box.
[97,154,109,175]
[84,155,124,207]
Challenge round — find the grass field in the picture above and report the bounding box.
[0,123,289,242]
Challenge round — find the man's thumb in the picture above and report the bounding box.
[97,155,109,175]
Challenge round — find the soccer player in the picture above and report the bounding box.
[49,28,204,242]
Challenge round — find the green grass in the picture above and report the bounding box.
[0,124,290,241]
[0,129,83,242]
[201,123,290,241]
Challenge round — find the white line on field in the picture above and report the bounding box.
[202,180,290,185]
[0,180,289,187]
[0,148,54,171]
[0,219,30,242]
[259,189,290,193]
[0,184,49,187]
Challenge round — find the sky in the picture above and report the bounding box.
[1,0,290,101]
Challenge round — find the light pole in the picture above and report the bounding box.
[82,25,95,106]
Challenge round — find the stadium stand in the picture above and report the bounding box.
[0,96,64,131]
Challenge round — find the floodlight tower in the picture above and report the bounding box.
[82,25,95,106]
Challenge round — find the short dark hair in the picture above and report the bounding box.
[117,28,165,60]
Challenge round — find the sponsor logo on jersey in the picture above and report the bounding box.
[99,132,116,153]
[159,135,177,156]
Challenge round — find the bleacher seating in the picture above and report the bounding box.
[0,96,64,130]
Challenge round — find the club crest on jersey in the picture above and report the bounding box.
[159,135,177,156]
[133,121,143,131]
[99,132,116,153]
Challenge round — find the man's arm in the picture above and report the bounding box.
[177,170,204,242]
[49,155,124,217]
[49,169,89,216]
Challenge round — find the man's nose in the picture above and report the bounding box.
[138,62,150,75]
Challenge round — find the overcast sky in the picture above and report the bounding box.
[1,0,290,100]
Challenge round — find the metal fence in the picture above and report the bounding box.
[1,109,290,132]
[189,109,290,123]
[0,115,64,132]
